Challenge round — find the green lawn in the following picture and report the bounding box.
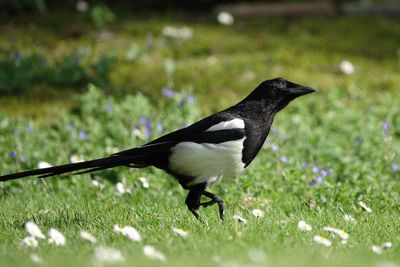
[0,10,399,267]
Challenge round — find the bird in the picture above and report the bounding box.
[0,77,314,221]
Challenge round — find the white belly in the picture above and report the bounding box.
[169,137,246,188]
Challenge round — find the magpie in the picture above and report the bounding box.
[0,78,314,221]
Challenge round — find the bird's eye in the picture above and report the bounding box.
[273,79,287,90]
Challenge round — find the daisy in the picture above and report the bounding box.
[172,227,189,238]
[22,236,38,248]
[113,225,141,242]
[339,60,355,75]
[80,231,97,244]
[116,182,131,195]
[359,201,372,213]
[323,227,349,240]
[217,12,234,26]
[30,253,42,263]
[25,221,45,239]
[297,220,312,232]
[38,161,52,169]
[93,246,124,264]
[48,228,66,246]
[138,177,150,188]
[91,179,105,190]
[143,245,166,261]
[344,214,356,223]
[372,245,383,255]
[313,235,332,247]
[251,209,265,218]
[70,154,84,163]
[233,215,248,224]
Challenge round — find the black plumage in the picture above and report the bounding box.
[0,78,314,220]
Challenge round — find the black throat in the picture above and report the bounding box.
[227,99,277,166]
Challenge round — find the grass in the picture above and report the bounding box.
[0,9,400,267]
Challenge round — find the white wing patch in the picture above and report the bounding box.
[169,137,246,188]
[206,118,244,132]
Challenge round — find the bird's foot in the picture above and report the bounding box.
[202,191,225,221]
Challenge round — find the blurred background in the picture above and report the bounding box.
[0,0,398,120]
[0,3,399,266]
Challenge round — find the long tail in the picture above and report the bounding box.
[0,154,140,182]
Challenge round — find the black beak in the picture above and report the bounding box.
[287,85,315,97]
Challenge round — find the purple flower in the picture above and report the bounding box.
[320,169,330,176]
[12,51,20,64]
[79,130,88,140]
[39,57,47,66]
[25,125,32,133]
[382,121,390,136]
[105,103,113,112]
[19,155,27,163]
[140,117,152,138]
[146,33,153,49]
[280,156,287,163]
[140,117,151,128]
[393,163,399,172]
[156,123,164,131]
[271,144,278,152]
[187,94,195,104]
[309,176,324,187]
[312,165,319,173]
[66,123,75,131]
[9,151,17,159]
[309,179,317,186]
[161,87,175,98]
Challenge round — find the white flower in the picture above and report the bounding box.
[93,246,124,264]
[143,245,166,261]
[172,227,189,238]
[116,182,131,195]
[323,226,349,240]
[22,236,38,248]
[313,235,332,247]
[69,154,84,163]
[382,242,392,249]
[138,177,149,188]
[359,201,372,213]
[162,26,193,39]
[38,161,52,169]
[372,245,383,255]
[25,221,45,239]
[80,231,97,244]
[247,248,267,263]
[217,12,234,26]
[371,242,393,255]
[251,209,265,218]
[339,60,355,75]
[91,179,105,189]
[113,224,124,234]
[344,214,356,223]
[297,220,312,232]
[233,215,248,224]
[30,253,42,263]
[48,228,66,246]
[113,225,141,242]
[76,0,89,13]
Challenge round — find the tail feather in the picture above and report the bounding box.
[0,155,138,182]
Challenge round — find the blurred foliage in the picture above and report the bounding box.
[0,47,115,94]
[90,4,116,28]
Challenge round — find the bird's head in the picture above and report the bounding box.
[244,78,315,112]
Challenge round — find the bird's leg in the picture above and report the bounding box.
[201,191,225,221]
[185,188,204,222]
